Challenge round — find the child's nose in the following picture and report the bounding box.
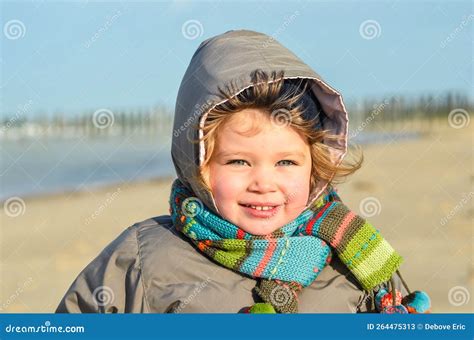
[247,167,277,193]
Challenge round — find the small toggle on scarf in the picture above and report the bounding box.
[169,179,403,313]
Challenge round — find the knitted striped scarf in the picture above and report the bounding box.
[169,179,403,313]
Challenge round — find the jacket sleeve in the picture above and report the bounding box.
[55,225,148,313]
[356,270,410,313]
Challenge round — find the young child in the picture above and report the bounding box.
[56,30,430,313]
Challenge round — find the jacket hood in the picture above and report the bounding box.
[172,29,348,216]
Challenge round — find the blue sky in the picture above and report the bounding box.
[1,0,472,117]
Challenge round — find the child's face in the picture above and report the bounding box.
[203,108,312,235]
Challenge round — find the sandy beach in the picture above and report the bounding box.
[1,125,472,313]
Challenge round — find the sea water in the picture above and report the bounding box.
[0,131,419,201]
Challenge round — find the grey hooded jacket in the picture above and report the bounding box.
[56,30,406,313]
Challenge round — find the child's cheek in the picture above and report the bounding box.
[210,166,246,203]
[283,172,311,191]
[280,173,311,206]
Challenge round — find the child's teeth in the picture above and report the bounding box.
[249,205,273,211]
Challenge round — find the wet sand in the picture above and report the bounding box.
[1,125,472,313]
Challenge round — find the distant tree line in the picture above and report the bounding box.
[1,91,472,140]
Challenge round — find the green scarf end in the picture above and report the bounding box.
[249,303,276,314]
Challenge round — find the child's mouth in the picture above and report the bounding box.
[239,203,281,218]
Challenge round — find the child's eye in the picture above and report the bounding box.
[226,159,249,166]
[277,160,297,166]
